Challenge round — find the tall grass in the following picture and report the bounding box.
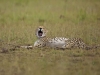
[0,0,99,43]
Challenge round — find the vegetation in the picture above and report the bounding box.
[0,0,100,75]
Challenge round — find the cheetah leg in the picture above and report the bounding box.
[20,45,33,49]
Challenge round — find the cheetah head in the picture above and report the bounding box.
[35,26,48,38]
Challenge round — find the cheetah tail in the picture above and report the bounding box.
[93,44,100,49]
[85,44,100,50]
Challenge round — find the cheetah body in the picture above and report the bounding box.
[34,37,69,49]
[34,37,89,49]
[34,26,100,50]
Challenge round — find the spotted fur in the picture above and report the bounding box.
[34,37,69,49]
[65,38,89,49]
[34,26,100,50]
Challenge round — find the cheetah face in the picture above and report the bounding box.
[35,26,48,38]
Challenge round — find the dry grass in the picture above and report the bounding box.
[0,0,100,75]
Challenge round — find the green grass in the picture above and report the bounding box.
[0,0,100,75]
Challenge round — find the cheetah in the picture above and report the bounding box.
[34,26,100,50]
[34,26,70,49]
[34,26,68,48]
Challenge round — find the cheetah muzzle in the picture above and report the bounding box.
[38,28,43,37]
